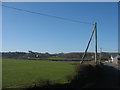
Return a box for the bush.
[68,64,105,88]
[24,79,52,89]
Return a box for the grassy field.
[2,58,78,88]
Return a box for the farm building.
[109,54,120,64]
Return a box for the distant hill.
[1,51,119,60]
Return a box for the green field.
[2,59,78,88]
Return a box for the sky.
[0,2,1,53]
[2,2,118,53]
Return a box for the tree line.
[1,51,113,60]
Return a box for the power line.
[2,5,94,25]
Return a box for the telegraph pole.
[100,48,102,63]
[80,22,98,64]
[94,22,97,63]
[80,23,96,64]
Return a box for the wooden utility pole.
[100,48,102,62]
[80,23,96,64]
[94,22,97,63]
[80,22,98,64]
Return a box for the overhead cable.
[2,5,94,25]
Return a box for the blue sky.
[2,2,118,53]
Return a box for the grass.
[28,57,82,61]
[29,57,94,61]
[2,58,78,88]
[30,57,81,59]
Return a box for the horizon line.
[1,51,119,54]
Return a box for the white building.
[110,55,120,64]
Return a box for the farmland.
[2,58,78,88]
